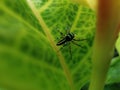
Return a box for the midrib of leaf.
[27,0,75,90]
[0,2,67,89]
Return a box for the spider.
[56,29,86,59]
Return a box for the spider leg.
[57,42,68,52]
[65,25,70,35]
[54,37,60,42]
[66,29,70,35]
[56,29,65,37]
[55,36,63,42]
[55,30,65,42]
[71,41,83,48]
[68,42,72,60]
[73,38,87,41]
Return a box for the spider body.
[56,29,86,59]
[56,33,74,46]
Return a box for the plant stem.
[89,0,120,90]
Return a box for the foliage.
[0,0,119,90]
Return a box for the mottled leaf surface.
[0,0,98,90]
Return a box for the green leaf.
[106,57,120,84]
[0,0,96,90]
[107,33,120,84]
[116,34,120,55]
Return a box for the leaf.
[116,34,120,55]
[106,57,120,84]
[0,0,96,90]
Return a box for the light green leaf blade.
[0,0,96,90]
